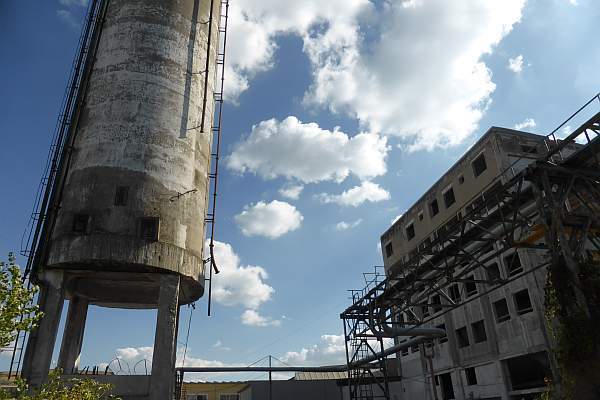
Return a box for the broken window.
[439,373,455,400]
[514,289,533,315]
[429,198,440,217]
[505,352,551,390]
[140,217,159,241]
[464,275,478,297]
[114,186,129,206]
[471,320,487,343]
[418,210,424,221]
[504,252,523,277]
[72,214,89,234]
[493,298,510,323]
[443,187,456,208]
[385,242,393,258]
[472,153,487,177]
[455,326,469,348]
[449,284,461,303]
[458,174,465,184]
[406,223,415,241]
[465,367,477,386]
[486,262,501,281]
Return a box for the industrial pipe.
[176,334,443,374]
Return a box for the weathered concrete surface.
[21,271,65,387]
[57,296,89,374]
[46,0,221,307]
[149,274,180,400]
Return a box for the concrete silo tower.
[21,0,226,398]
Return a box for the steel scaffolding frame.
[341,95,600,400]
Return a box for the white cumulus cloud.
[278,184,304,200]
[508,54,525,73]
[234,200,303,239]
[241,309,282,327]
[318,181,390,207]
[208,240,274,310]
[513,118,536,131]
[224,0,371,102]
[227,116,389,184]
[335,219,363,231]
[281,334,346,366]
[304,0,526,150]
[225,1,524,150]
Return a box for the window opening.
[471,320,487,343]
[406,223,415,241]
[385,242,393,258]
[449,284,461,303]
[472,153,487,177]
[464,275,478,297]
[72,214,89,234]
[493,298,510,323]
[504,252,523,276]
[140,217,159,241]
[443,187,456,208]
[455,326,470,348]
[486,262,501,281]
[429,198,439,217]
[514,289,533,315]
[114,186,129,206]
[465,367,477,385]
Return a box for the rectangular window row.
[455,319,487,348]
[386,152,489,254]
[493,289,534,323]
[72,214,160,241]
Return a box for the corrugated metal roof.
[294,371,347,381]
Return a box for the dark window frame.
[385,242,393,258]
[472,152,488,177]
[455,326,470,348]
[493,298,511,323]
[504,252,523,277]
[449,284,461,303]
[514,289,534,315]
[471,320,487,343]
[72,213,89,235]
[486,262,502,281]
[429,198,440,217]
[443,186,456,209]
[114,186,129,206]
[464,275,478,297]
[140,217,160,241]
[465,367,477,386]
[406,223,416,241]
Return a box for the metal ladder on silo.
[8,0,109,378]
[204,0,230,317]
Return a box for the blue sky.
[0,0,599,379]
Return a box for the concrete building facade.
[379,128,581,400]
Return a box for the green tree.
[0,253,41,349]
[0,253,119,399]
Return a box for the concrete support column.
[22,271,64,388]
[149,274,180,400]
[57,296,89,374]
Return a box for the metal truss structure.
[341,93,600,400]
